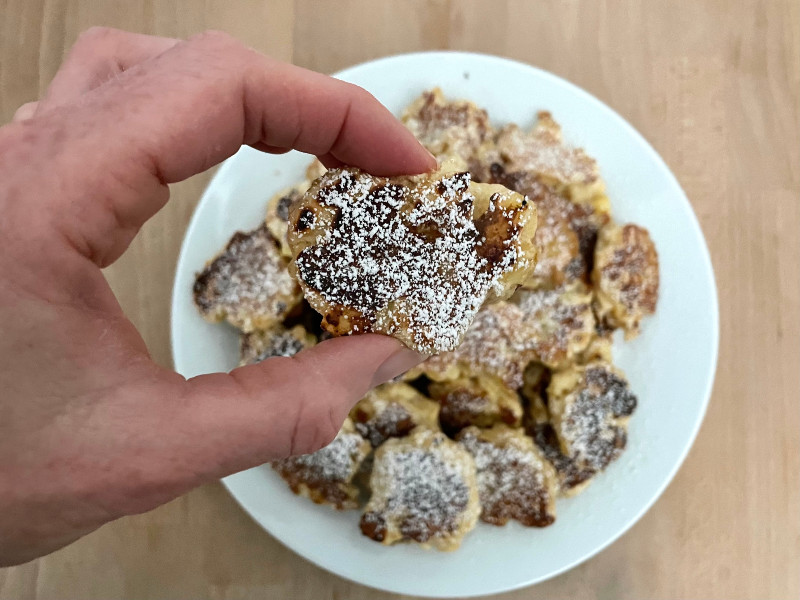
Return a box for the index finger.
[117,30,436,181]
[15,30,436,266]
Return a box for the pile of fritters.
[193,89,659,551]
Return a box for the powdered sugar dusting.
[274,430,365,483]
[378,448,468,534]
[294,169,531,353]
[496,116,599,186]
[559,365,637,470]
[421,301,530,388]
[512,287,594,367]
[459,428,555,526]
[193,225,299,331]
[363,431,476,543]
[402,88,492,161]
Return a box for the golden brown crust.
[457,425,558,527]
[592,223,659,338]
[287,165,537,353]
[193,224,301,332]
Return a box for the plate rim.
[170,50,720,597]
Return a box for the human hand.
[0,27,434,566]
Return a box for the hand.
[0,27,434,566]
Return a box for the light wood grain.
[0,1,798,598]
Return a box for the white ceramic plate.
[171,52,718,597]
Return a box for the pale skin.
[0,28,435,566]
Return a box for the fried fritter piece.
[238,324,316,366]
[406,301,533,389]
[360,429,480,550]
[350,382,440,448]
[485,111,609,213]
[402,88,494,165]
[526,186,607,289]
[272,418,371,510]
[264,160,326,257]
[411,283,594,386]
[287,164,538,354]
[193,224,301,332]
[458,425,558,527]
[525,393,596,496]
[428,375,523,434]
[592,223,659,338]
[547,361,637,476]
[510,284,596,368]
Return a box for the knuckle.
[12,101,38,122]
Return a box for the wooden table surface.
[1,1,798,598]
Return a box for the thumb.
[173,334,423,481]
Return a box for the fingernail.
[426,149,438,168]
[371,347,427,387]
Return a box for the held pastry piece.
[360,429,480,550]
[286,164,538,354]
